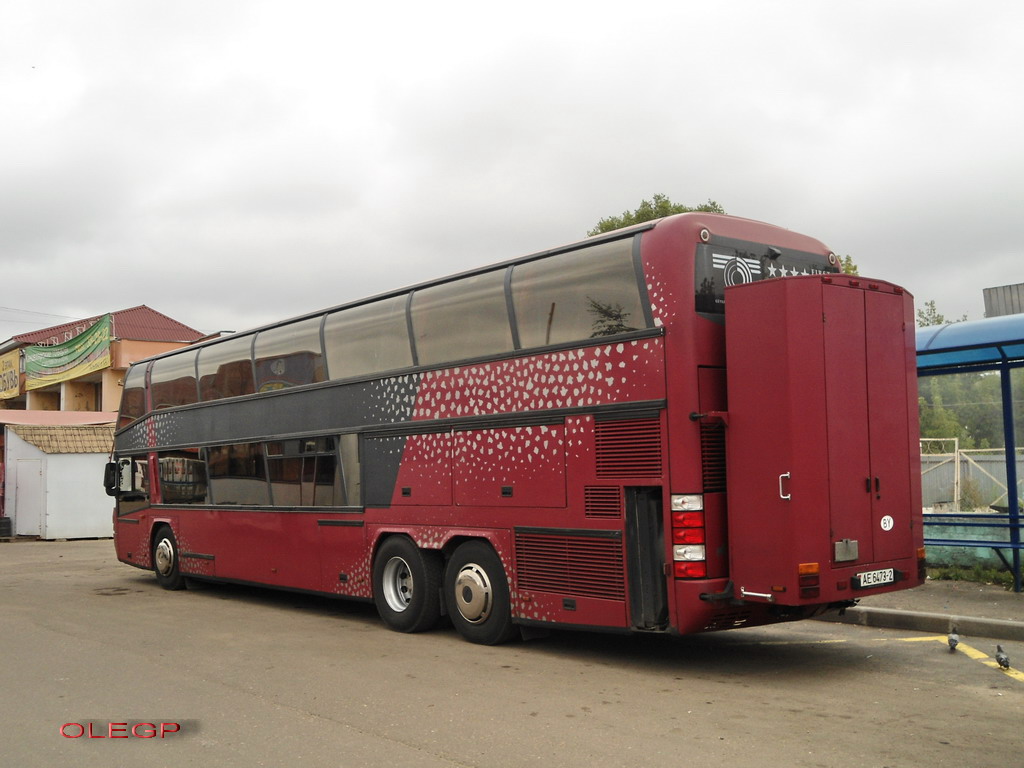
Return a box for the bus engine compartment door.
[722,274,920,605]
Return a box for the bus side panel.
[113,513,147,568]
[177,509,320,588]
[319,520,371,597]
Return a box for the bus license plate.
[854,568,894,589]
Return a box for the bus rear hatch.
[722,274,922,606]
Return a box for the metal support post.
[999,361,1021,593]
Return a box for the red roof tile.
[12,305,206,345]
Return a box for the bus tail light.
[673,528,705,544]
[672,499,706,579]
[798,562,820,599]
[674,561,707,579]
[671,494,703,512]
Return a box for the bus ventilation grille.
[584,487,623,520]
[700,423,727,492]
[594,418,662,478]
[703,610,751,631]
[514,532,626,601]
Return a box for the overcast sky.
[1,1,1021,343]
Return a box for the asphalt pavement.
[4,536,1023,642]
[819,576,1024,642]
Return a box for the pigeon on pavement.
[947,626,959,652]
[995,645,1010,670]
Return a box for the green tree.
[586,297,635,337]
[918,372,1000,449]
[917,299,967,327]
[588,194,724,236]
[839,255,859,275]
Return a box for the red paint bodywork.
[113,213,924,636]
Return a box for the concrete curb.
[817,607,1024,643]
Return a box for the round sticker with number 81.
[880,515,894,531]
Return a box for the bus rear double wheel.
[372,536,516,645]
[444,540,516,645]
[372,536,442,634]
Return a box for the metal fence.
[921,443,1024,511]
[920,442,1024,590]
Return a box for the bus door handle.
[866,476,880,497]
[779,472,791,501]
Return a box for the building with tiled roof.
[8,424,116,455]
[3,423,120,538]
[9,305,205,347]
[0,306,210,538]
[0,305,211,413]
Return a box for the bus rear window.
[254,317,326,393]
[150,351,199,410]
[695,242,839,314]
[198,335,256,401]
[118,364,148,428]
[412,270,513,366]
[324,296,412,380]
[512,239,646,348]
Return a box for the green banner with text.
[24,315,112,390]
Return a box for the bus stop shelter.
[917,314,1024,592]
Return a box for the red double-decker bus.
[106,213,925,644]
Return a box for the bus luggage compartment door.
[722,275,919,606]
[624,487,668,630]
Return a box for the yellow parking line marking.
[956,643,991,662]
[908,637,1024,682]
[734,634,1022,681]
[741,639,851,646]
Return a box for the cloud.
[0,0,1020,344]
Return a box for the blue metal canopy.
[917,313,1024,371]
[916,313,1024,591]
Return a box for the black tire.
[444,541,516,645]
[372,536,442,633]
[152,526,186,591]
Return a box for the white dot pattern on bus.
[362,374,421,424]
[410,340,663,420]
[643,252,679,328]
[454,425,564,487]
[123,337,662,614]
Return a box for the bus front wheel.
[152,526,186,591]
[445,541,516,645]
[372,536,442,633]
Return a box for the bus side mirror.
[103,462,119,497]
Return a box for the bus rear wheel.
[445,541,516,645]
[373,536,442,633]
[152,526,186,591]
